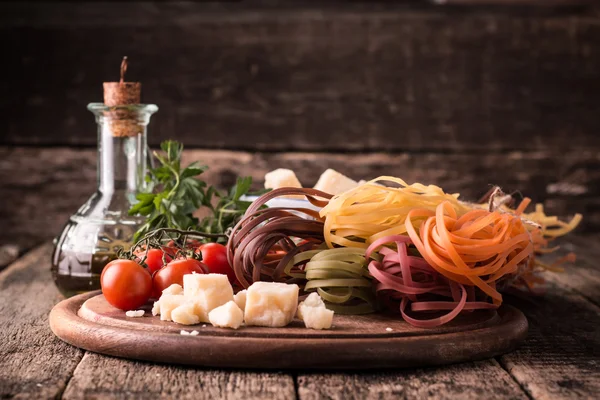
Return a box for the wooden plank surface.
[500,289,600,399]
[0,243,84,399]
[2,2,600,151]
[0,147,595,250]
[0,234,599,399]
[0,244,19,270]
[63,353,295,400]
[297,359,528,399]
[543,244,600,307]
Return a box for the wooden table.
[1,238,599,399]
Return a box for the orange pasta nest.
[405,202,533,303]
[319,176,582,298]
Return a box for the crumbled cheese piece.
[313,169,358,195]
[125,310,145,318]
[180,330,190,335]
[208,301,244,329]
[296,292,325,320]
[162,283,183,295]
[233,289,247,311]
[171,302,200,325]
[183,273,234,322]
[297,293,334,330]
[202,324,207,328]
[159,294,187,322]
[152,301,160,316]
[386,327,393,332]
[245,282,299,327]
[190,330,199,336]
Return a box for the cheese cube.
[297,293,334,330]
[234,290,247,311]
[172,302,200,325]
[162,283,183,295]
[151,301,160,316]
[244,282,299,327]
[264,168,304,199]
[313,169,358,195]
[301,307,334,330]
[296,292,325,320]
[208,301,244,329]
[159,294,187,321]
[183,273,234,322]
[264,168,302,190]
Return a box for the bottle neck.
[98,126,147,201]
[88,103,157,208]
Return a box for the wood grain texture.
[63,352,295,400]
[1,147,595,250]
[501,290,600,399]
[0,243,84,399]
[2,2,600,151]
[437,0,594,5]
[0,244,19,270]
[542,244,600,307]
[50,292,527,369]
[297,359,528,400]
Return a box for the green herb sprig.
[129,140,263,243]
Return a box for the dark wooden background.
[2,1,599,256]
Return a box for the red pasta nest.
[366,235,498,328]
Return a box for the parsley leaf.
[129,140,263,243]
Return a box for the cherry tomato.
[152,258,208,297]
[196,243,237,284]
[134,248,173,275]
[101,260,152,311]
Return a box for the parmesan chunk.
[125,310,145,318]
[233,290,247,311]
[151,301,160,316]
[264,168,302,190]
[171,302,200,325]
[244,282,299,327]
[159,294,187,322]
[313,169,358,195]
[264,168,304,199]
[297,293,334,330]
[208,301,244,329]
[183,273,234,322]
[162,283,183,295]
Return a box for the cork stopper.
[102,57,143,138]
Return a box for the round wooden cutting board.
[49,291,527,369]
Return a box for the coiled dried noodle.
[319,176,473,249]
[227,188,332,288]
[404,201,534,303]
[367,235,497,328]
[285,247,376,314]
